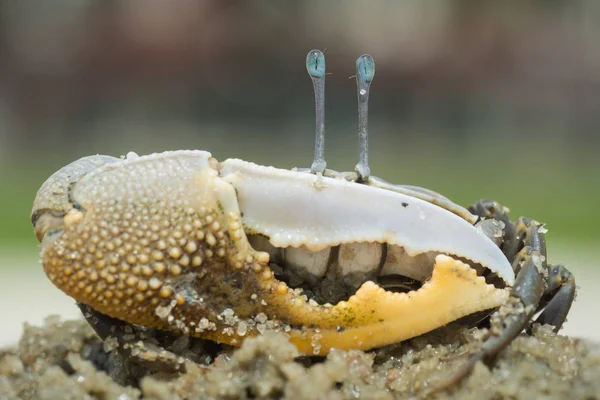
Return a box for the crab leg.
[430,216,575,394]
[533,263,575,330]
[468,199,518,259]
[78,303,186,373]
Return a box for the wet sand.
[1,317,599,399]
[1,242,598,399]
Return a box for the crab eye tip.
[356,54,375,83]
[306,49,326,79]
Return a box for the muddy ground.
[0,316,598,400]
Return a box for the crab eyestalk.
[355,54,375,182]
[306,49,327,175]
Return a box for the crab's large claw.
[33,151,513,355]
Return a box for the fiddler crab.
[31,50,576,392]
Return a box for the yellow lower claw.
[268,255,508,355]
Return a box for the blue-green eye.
[306,50,326,78]
[356,54,375,83]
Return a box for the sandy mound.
[1,316,599,399]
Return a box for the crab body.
[31,51,576,392]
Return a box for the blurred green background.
[1,0,600,252]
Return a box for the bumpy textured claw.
[31,155,120,242]
[32,151,512,356]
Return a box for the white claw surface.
[221,159,515,285]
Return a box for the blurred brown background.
[0,1,599,342]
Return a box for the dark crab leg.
[468,199,518,259]
[78,303,186,373]
[428,216,575,395]
[533,264,576,330]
